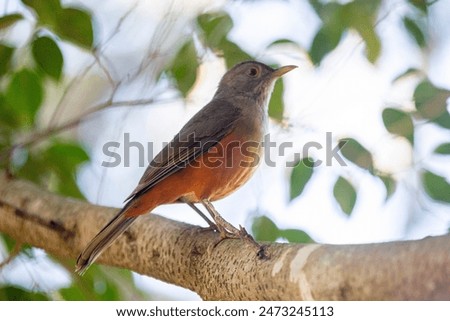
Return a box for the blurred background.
[0,0,449,300]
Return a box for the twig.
[13,97,160,150]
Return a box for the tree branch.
[0,173,448,300]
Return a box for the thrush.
[76,61,297,274]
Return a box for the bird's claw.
[209,225,268,260]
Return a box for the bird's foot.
[199,200,268,259]
[211,225,268,260]
[238,225,269,260]
[197,222,219,233]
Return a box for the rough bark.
[0,173,448,300]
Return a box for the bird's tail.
[75,207,137,275]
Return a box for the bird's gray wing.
[124,99,241,202]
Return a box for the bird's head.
[214,61,297,104]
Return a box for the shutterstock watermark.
[101,132,347,168]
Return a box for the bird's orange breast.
[124,132,262,217]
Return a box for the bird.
[75,61,297,274]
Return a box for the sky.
[1,0,449,300]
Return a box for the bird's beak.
[271,65,298,78]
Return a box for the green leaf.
[196,12,252,68]
[422,170,450,203]
[252,217,314,244]
[16,141,89,199]
[280,229,313,243]
[290,158,315,201]
[268,78,284,122]
[344,0,382,63]
[351,0,382,15]
[22,1,93,48]
[408,0,428,13]
[338,137,374,172]
[252,216,279,242]
[0,233,18,252]
[55,8,94,48]
[45,141,89,170]
[59,285,88,301]
[0,129,12,165]
[309,0,381,64]
[308,0,325,16]
[333,176,357,215]
[169,40,198,97]
[44,141,89,198]
[382,108,414,144]
[414,80,450,121]
[32,36,64,80]
[267,38,298,48]
[197,12,252,69]
[433,111,450,129]
[5,69,43,126]
[197,12,233,48]
[0,13,23,30]
[312,1,342,22]
[0,44,14,76]
[392,67,421,83]
[0,286,49,301]
[60,265,138,300]
[309,24,343,65]
[378,174,397,200]
[219,39,253,69]
[434,143,450,155]
[21,0,62,26]
[403,16,426,48]
[358,26,381,63]
[14,149,44,183]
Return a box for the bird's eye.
[248,67,259,77]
